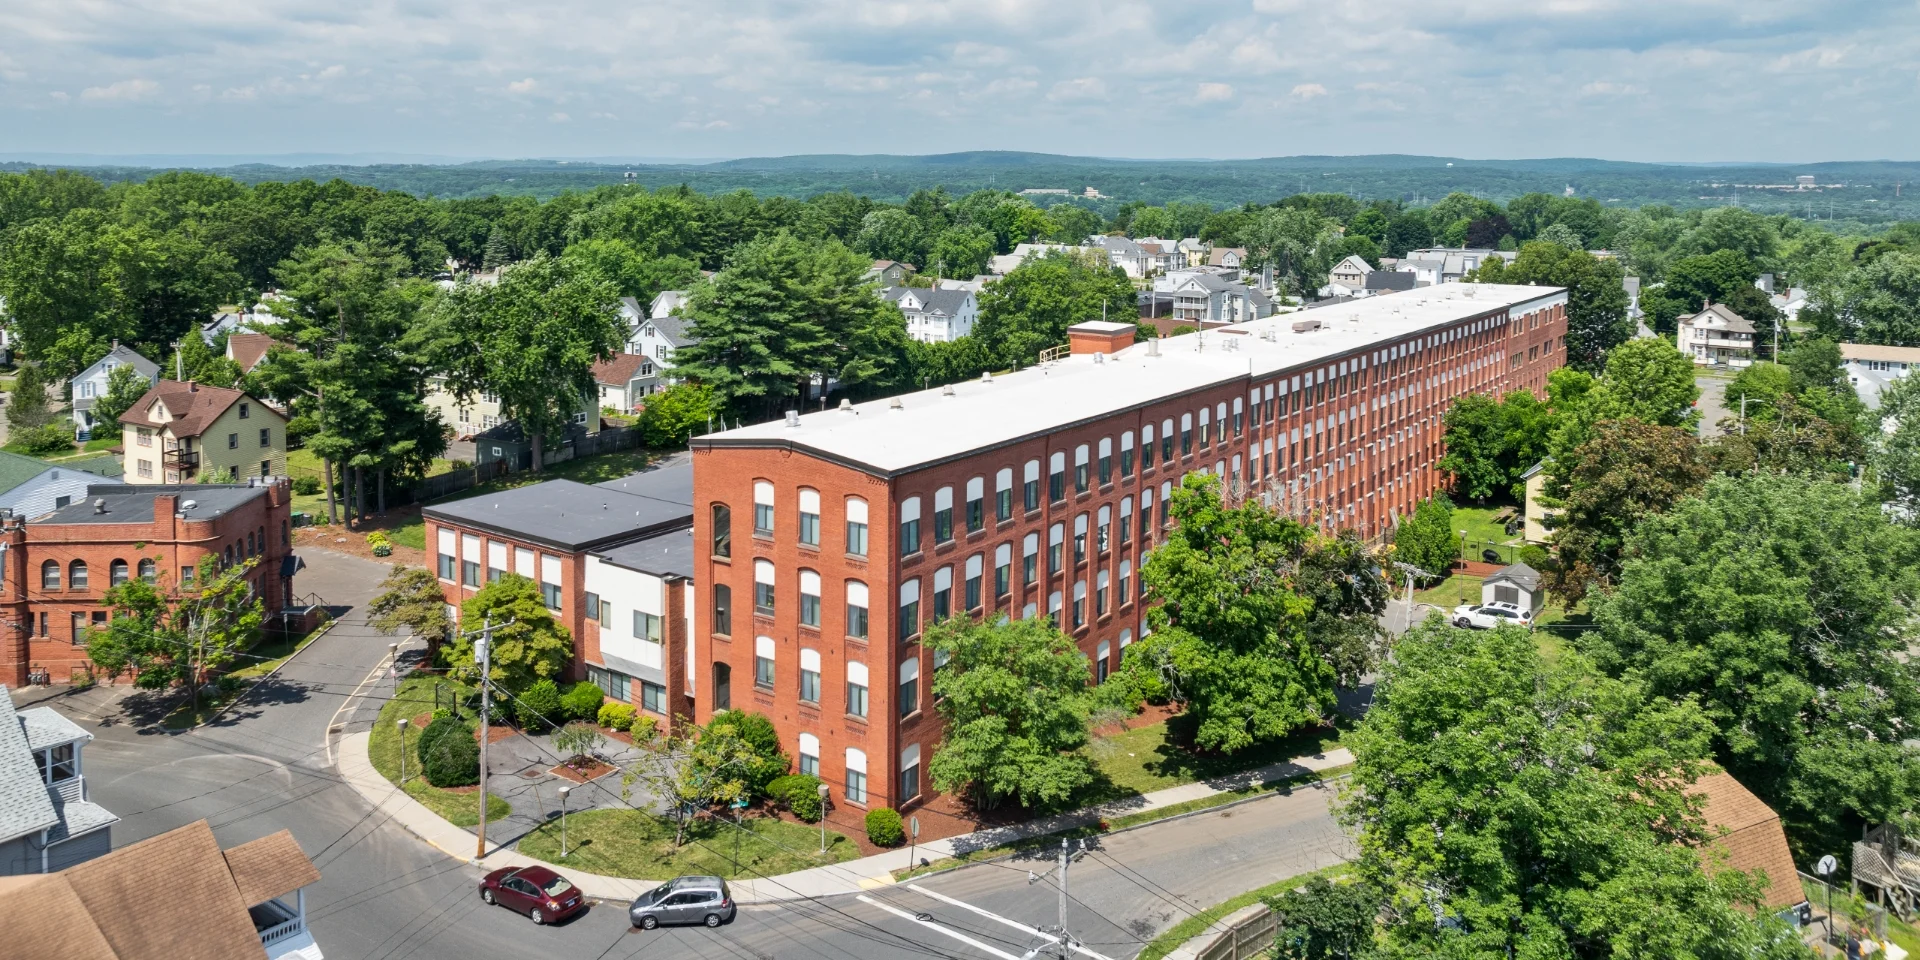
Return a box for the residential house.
[70,344,159,435]
[201,304,283,346]
[423,377,600,441]
[0,452,106,519]
[1840,342,1920,409]
[224,333,287,375]
[863,261,915,287]
[1176,238,1209,268]
[0,818,323,960]
[988,242,1101,276]
[1132,238,1180,275]
[1480,562,1543,615]
[1324,255,1374,297]
[1692,772,1809,917]
[593,354,654,413]
[1395,248,1516,286]
[118,382,288,484]
[619,295,697,389]
[1676,302,1756,367]
[1153,271,1271,328]
[1207,247,1247,270]
[0,480,297,686]
[424,460,697,729]
[1090,236,1161,278]
[1774,286,1810,324]
[881,286,979,343]
[0,689,116,875]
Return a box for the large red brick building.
[690,282,1568,834]
[0,480,299,686]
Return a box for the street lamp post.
[558,785,573,859]
[389,642,400,694]
[396,718,409,787]
[1459,530,1469,606]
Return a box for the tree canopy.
[925,616,1094,810]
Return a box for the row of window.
[38,558,158,592]
[436,530,564,610]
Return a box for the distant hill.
[5,151,1917,221]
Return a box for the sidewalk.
[335,729,1353,905]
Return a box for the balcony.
[163,447,199,470]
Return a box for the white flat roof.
[700,283,1566,476]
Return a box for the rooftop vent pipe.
[784,410,800,427]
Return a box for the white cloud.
[1047,76,1107,102]
[1196,82,1235,102]
[548,111,570,122]
[79,79,157,102]
[0,0,1910,160]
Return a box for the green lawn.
[368,675,509,827]
[444,448,663,502]
[516,808,858,880]
[1078,716,1344,802]
[1137,864,1353,960]
[228,619,334,680]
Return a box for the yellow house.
[119,381,288,484]
[1520,461,1558,544]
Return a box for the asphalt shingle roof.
[0,450,61,498]
[0,689,61,844]
[19,707,89,751]
[117,381,275,438]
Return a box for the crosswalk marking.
[906,884,1118,960]
[855,893,1024,960]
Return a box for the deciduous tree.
[925,616,1093,810]
[87,557,265,714]
[442,574,572,694]
[1543,419,1709,604]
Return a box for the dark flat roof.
[33,483,269,525]
[593,460,693,507]
[595,527,695,579]
[424,476,692,552]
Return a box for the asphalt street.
[20,545,1355,960]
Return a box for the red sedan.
[479,866,588,925]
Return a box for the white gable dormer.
[149,400,169,423]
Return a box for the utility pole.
[171,341,183,381]
[474,617,493,860]
[1057,839,1069,953]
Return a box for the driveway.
[1696,371,1733,437]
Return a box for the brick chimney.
[1067,320,1139,357]
[154,494,177,524]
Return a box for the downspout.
[40,827,48,873]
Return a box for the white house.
[593,354,656,411]
[1153,271,1271,326]
[1677,302,1757,367]
[200,302,284,345]
[70,343,160,434]
[1395,248,1515,286]
[0,452,107,519]
[881,286,979,343]
[619,294,698,386]
[1482,562,1544,614]
[0,689,117,876]
[1840,342,1920,409]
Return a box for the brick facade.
[693,291,1568,839]
[0,481,296,687]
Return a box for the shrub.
[365,531,392,557]
[431,706,452,721]
[562,681,606,722]
[630,714,658,744]
[1517,544,1550,569]
[767,774,825,823]
[597,701,635,732]
[12,422,72,456]
[708,708,789,795]
[866,807,905,847]
[419,715,478,787]
[515,678,563,730]
[292,475,322,496]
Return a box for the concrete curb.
[166,617,342,734]
[333,728,1355,907]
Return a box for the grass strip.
[1136,863,1352,960]
[891,763,1354,882]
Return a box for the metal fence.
[1800,870,1889,942]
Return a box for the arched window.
[711,504,732,558]
[138,558,157,584]
[110,559,129,587]
[68,560,88,591]
[40,560,59,591]
[224,545,234,567]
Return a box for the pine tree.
[481,226,513,272]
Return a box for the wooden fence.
[1195,903,1277,960]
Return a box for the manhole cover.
[516,764,547,779]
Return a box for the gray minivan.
[628,875,735,929]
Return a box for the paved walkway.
[336,729,1353,905]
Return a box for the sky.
[1,0,1915,164]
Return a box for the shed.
[1481,562,1543,613]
